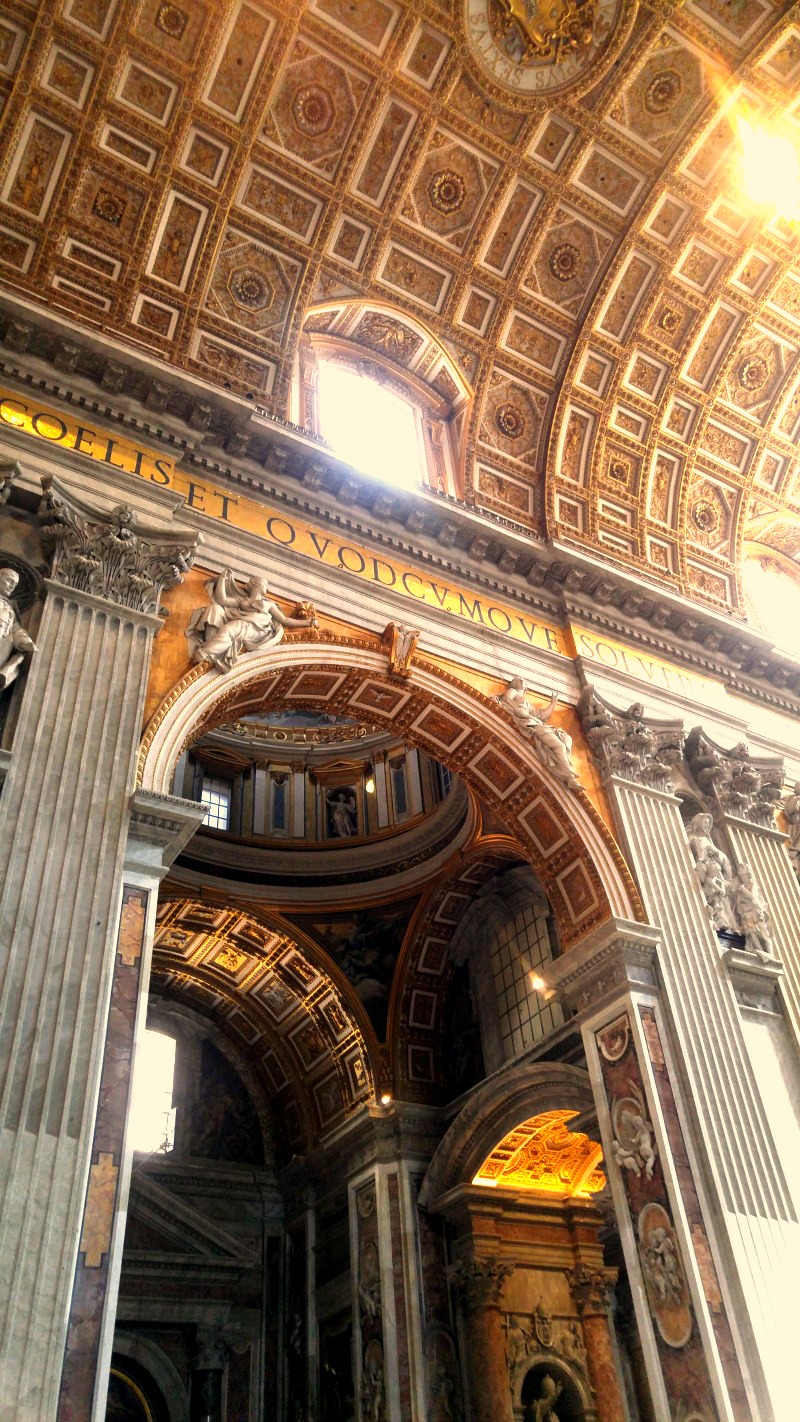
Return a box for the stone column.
[574,689,800,1420]
[0,477,198,1422]
[550,922,751,1422]
[190,1332,227,1422]
[447,1256,514,1422]
[57,791,205,1422]
[568,1265,627,1422]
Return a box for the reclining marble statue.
[187,568,317,673]
[0,567,36,689]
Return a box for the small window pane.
[201,775,231,830]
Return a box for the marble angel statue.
[497,677,578,789]
[186,568,316,674]
[0,567,36,689]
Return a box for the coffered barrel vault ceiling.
[2,0,800,611]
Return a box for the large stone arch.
[150,897,379,1159]
[139,633,642,952]
[419,1061,597,1211]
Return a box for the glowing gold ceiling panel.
[1,0,800,610]
[473,1108,606,1196]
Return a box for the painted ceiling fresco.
[2,0,800,610]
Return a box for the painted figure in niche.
[687,812,736,933]
[0,567,36,689]
[497,677,578,789]
[187,567,316,673]
[732,861,775,960]
[327,789,358,838]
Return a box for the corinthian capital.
[568,1264,616,1315]
[447,1255,513,1310]
[577,685,682,790]
[684,728,783,828]
[38,476,200,616]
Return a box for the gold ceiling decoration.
[472,1108,606,1196]
[1,0,800,611]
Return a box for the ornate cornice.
[684,728,783,829]
[2,304,800,713]
[577,685,683,791]
[37,474,200,616]
[544,920,661,1016]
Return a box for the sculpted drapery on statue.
[497,677,578,789]
[187,568,317,673]
[0,567,36,689]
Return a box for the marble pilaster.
[567,1266,627,1422]
[549,923,749,1422]
[0,478,198,1422]
[447,1256,514,1422]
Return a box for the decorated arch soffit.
[151,895,378,1157]
[471,1109,606,1198]
[139,631,642,948]
[3,2,800,612]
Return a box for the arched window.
[296,303,471,497]
[742,544,800,659]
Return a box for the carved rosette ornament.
[38,476,199,616]
[684,728,783,829]
[447,1256,513,1310]
[577,685,682,790]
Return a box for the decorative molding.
[127,789,207,874]
[37,475,200,617]
[544,919,661,1015]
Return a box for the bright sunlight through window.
[743,553,800,660]
[128,1029,176,1155]
[738,116,800,225]
[317,361,423,490]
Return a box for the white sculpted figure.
[732,862,775,960]
[187,568,316,673]
[784,781,800,878]
[498,677,578,789]
[612,1108,657,1180]
[0,567,36,689]
[531,1374,562,1422]
[687,812,736,933]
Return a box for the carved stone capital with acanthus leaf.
[568,1264,617,1316]
[37,475,200,617]
[577,685,683,791]
[447,1256,513,1311]
[684,727,783,828]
